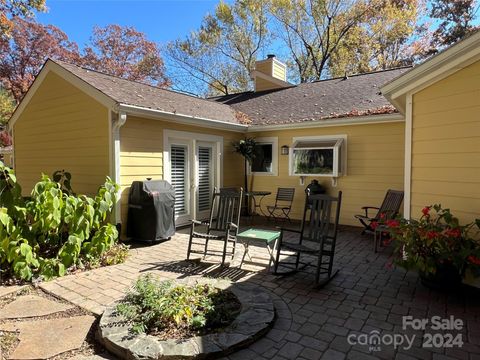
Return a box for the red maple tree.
[0,17,80,102]
[0,21,170,104]
[82,24,170,87]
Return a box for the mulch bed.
[0,286,109,360]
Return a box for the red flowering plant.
[384,205,480,277]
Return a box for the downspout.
[112,111,127,226]
[404,93,413,219]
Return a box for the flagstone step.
[6,315,96,360]
[0,295,73,319]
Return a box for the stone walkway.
[34,225,480,360]
[0,291,95,359]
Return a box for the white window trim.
[289,135,347,177]
[248,136,278,176]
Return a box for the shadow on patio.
[40,217,480,360]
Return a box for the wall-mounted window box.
[289,135,347,178]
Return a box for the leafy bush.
[0,162,123,281]
[116,275,240,336]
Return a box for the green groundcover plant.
[0,162,125,281]
[377,205,480,277]
[116,275,240,336]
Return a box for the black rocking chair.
[274,191,342,288]
[187,187,243,265]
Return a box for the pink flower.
[426,231,439,240]
[468,255,480,265]
[371,221,379,230]
[445,228,461,238]
[386,219,400,228]
[422,206,431,216]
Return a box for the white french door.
[170,141,191,225]
[196,142,215,220]
[164,131,222,226]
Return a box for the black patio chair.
[354,189,404,235]
[266,187,295,223]
[186,187,243,265]
[274,191,342,288]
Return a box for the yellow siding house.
[382,30,480,225]
[8,30,480,239]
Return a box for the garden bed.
[97,277,275,359]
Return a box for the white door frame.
[163,130,223,224]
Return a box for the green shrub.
[116,275,240,335]
[0,162,123,281]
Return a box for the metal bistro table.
[245,191,271,223]
[238,228,281,272]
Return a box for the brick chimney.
[252,55,290,92]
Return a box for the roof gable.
[52,60,240,124]
[9,59,244,130]
[382,30,480,113]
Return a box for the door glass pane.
[171,145,187,215]
[197,146,212,212]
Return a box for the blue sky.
[36,0,221,47]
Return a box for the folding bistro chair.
[266,187,295,223]
[187,187,243,265]
[274,191,342,288]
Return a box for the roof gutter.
[117,103,248,132]
[246,113,404,132]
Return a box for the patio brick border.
[96,277,276,359]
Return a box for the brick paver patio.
[39,224,480,360]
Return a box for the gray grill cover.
[127,180,175,242]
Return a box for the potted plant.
[232,138,256,214]
[380,205,480,290]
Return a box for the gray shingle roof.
[211,67,410,125]
[52,59,240,124]
[52,59,409,127]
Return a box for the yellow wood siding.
[13,72,110,196]
[255,62,272,76]
[272,62,286,81]
[255,78,283,92]
[249,122,405,226]
[119,116,244,233]
[411,60,480,224]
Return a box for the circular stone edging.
[96,277,276,359]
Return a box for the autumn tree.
[0,18,80,102]
[0,87,15,125]
[328,0,427,77]
[166,0,271,95]
[270,0,387,82]
[427,0,479,54]
[0,0,45,37]
[83,24,170,87]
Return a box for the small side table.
[237,228,281,271]
[245,191,271,222]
